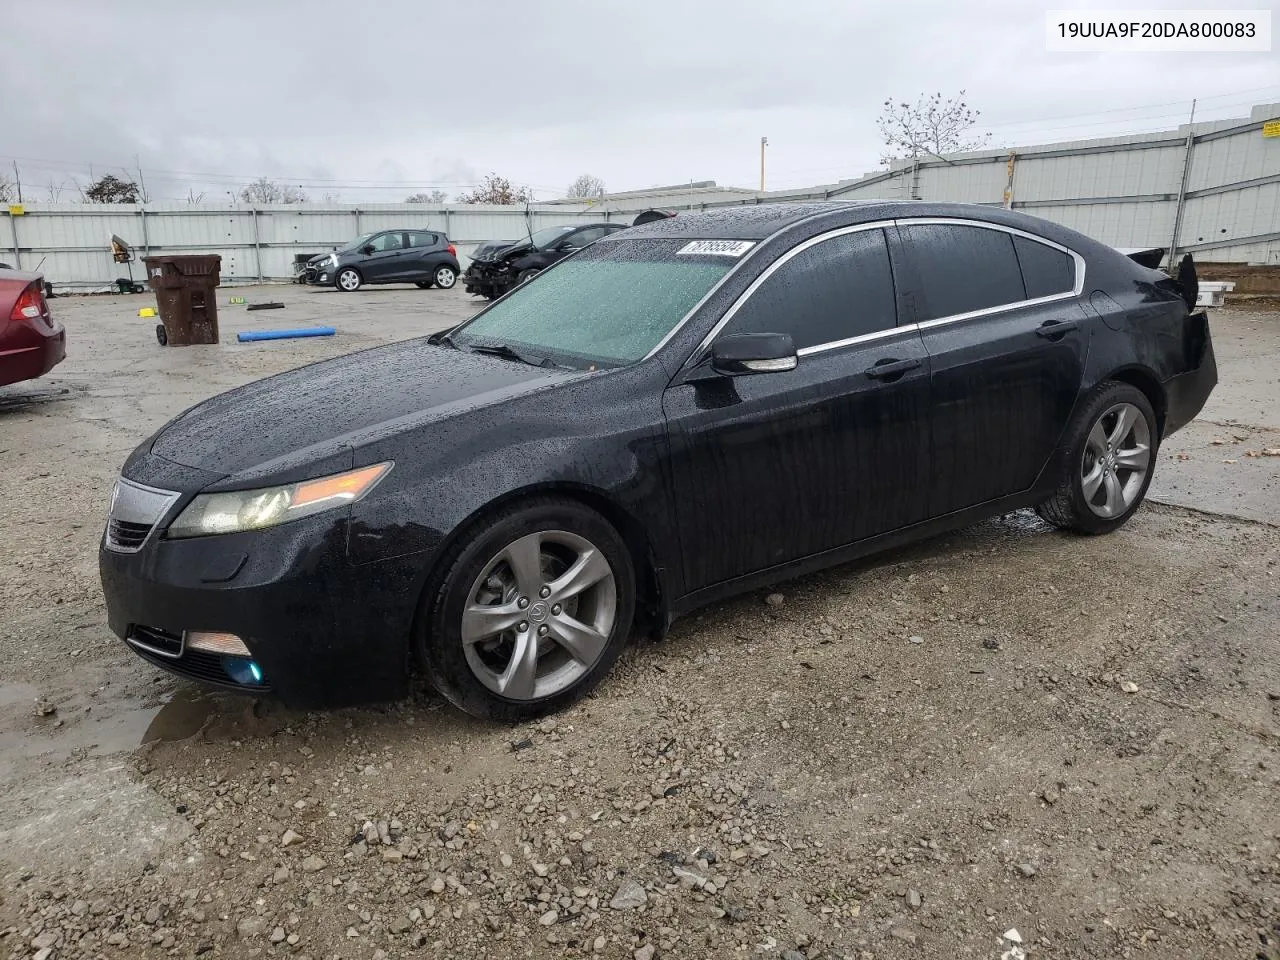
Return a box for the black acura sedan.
[100,201,1216,721]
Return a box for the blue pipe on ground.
[237,327,336,342]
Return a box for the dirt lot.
[1,284,1278,960]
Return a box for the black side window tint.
[902,224,1025,321]
[410,232,438,248]
[725,229,896,350]
[1013,235,1074,298]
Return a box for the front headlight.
[166,462,392,539]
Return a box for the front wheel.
[1037,381,1157,534]
[516,268,540,286]
[336,268,362,292]
[418,498,636,722]
[434,266,458,289]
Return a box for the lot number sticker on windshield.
[676,240,755,257]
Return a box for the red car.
[0,269,65,386]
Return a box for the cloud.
[3,0,1275,201]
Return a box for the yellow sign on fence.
[7,204,24,216]
[1263,119,1280,138]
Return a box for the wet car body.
[463,223,629,299]
[0,268,65,387]
[100,201,1215,711]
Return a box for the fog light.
[221,656,266,686]
[186,631,250,656]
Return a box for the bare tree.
[0,174,13,203]
[185,188,207,204]
[877,90,990,164]
[405,189,449,203]
[320,191,342,203]
[239,177,308,204]
[84,174,142,203]
[565,174,606,200]
[457,174,533,205]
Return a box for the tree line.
[0,91,985,206]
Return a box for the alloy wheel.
[1081,401,1151,518]
[461,530,616,701]
[435,267,457,289]
[337,269,361,291]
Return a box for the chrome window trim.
[897,216,1086,300]
[688,215,1086,364]
[689,221,897,364]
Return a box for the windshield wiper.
[464,341,561,368]
[428,330,459,349]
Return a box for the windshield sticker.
[676,240,755,257]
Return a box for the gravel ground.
[1,290,1278,960]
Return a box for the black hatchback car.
[463,222,629,299]
[306,229,461,292]
[100,201,1215,721]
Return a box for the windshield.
[341,233,375,251]
[452,239,741,367]
[529,225,577,249]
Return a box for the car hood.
[148,340,579,483]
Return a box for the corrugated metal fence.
[587,102,1280,267]
[0,203,619,289]
[6,103,1278,287]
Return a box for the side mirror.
[711,333,797,375]
[361,245,375,255]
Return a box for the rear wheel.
[434,266,458,289]
[336,268,362,292]
[418,498,635,722]
[1037,381,1157,534]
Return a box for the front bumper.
[305,261,337,285]
[463,263,512,297]
[99,505,423,707]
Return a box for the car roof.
[610,200,1088,243]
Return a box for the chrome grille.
[127,624,184,659]
[104,478,180,553]
[107,519,152,549]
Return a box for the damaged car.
[100,201,1215,722]
[463,222,630,299]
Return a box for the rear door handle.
[865,357,922,380]
[1036,319,1079,338]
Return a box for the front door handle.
[1036,319,1079,338]
[864,357,922,380]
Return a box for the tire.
[415,280,434,289]
[434,266,458,290]
[155,324,167,346]
[516,268,540,286]
[1036,381,1158,534]
[417,497,636,722]
[336,268,362,292]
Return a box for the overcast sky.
[3,0,1276,203]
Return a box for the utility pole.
[135,155,149,203]
[1167,99,1197,271]
[759,137,768,192]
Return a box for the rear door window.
[900,223,1026,321]
[1013,235,1075,298]
[723,228,897,350]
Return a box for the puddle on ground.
[0,680,222,779]
[141,688,219,744]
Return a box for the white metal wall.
[1,203,615,289]
[6,103,1279,286]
